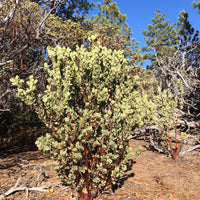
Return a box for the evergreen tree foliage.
[142,8,200,113]
[141,9,179,93]
[177,10,200,77]
[177,10,199,44]
[176,11,200,112]
[91,0,132,43]
[88,0,140,60]
[193,0,200,13]
[142,9,178,71]
[31,0,94,22]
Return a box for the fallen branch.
[181,145,200,155]
[0,185,48,199]
[0,159,55,199]
[149,134,166,154]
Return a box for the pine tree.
[142,9,200,113]
[88,0,140,60]
[142,9,178,71]
[176,10,200,112]
[31,0,94,22]
[141,9,181,95]
[177,10,199,45]
[193,0,200,13]
[177,10,199,69]
[91,0,132,43]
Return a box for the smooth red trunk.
[80,192,93,200]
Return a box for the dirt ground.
[0,128,200,200]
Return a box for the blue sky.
[90,0,200,48]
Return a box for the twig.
[0,185,48,199]
[0,109,10,112]
[0,159,58,199]
[36,0,62,39]
[181,145,200,155]
[149,134,166,154]
[0,60,13,66]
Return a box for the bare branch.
[36,0,62,39]
[149,133,166,154]
[0,160,62,199]
[0,60,13,66]
[175,70,191,89]
[0,109,10,112]
[181,145,200,155]
[0,185,48,199]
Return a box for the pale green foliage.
[11,41,150,195]
[143,84,185,156]
[133,82,179,136]
[193,0,200,13]
[10,32,183,195]
[153,87,178,135]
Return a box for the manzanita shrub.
[141,84,186,159]
[153,87,186,159]
[11,40,154,199]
